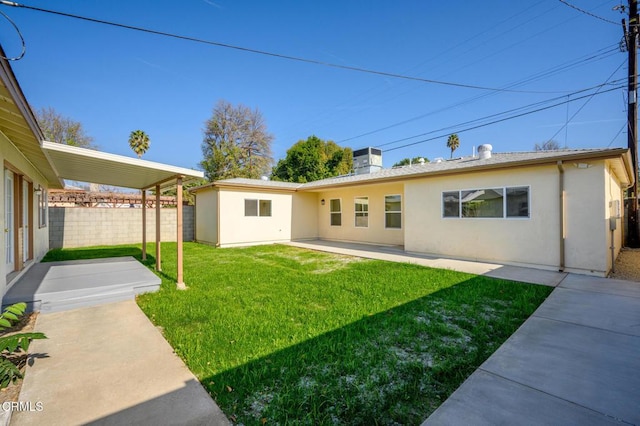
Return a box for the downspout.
[557,161,565,272]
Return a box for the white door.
[22,182,29,262]
[5,170,14,273]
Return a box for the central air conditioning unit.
[353,147,382,175]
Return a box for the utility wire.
[373,80,626,150]
[557,0,619,25]
[384,85,623,152]
[0,0,563,94]
[341,46,620,144]
[546,60,625,142]
[0,7,24,60]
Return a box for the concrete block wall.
[49,206,194,249]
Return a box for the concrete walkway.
[10,300,229,426]
[289,241,639,425]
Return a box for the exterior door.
[4,170,14,273]
[22,182,29,262]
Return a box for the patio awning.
[42,141,203,190]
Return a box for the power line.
[557,0,619,25]
[383,85,623,153]
[0,0,563,94]
[340,45,621,144]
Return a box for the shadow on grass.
[201,276,551,425]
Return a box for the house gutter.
[557,161,565,272]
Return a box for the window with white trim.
[443,186,530,218]
[330,199,341,226]
[38,188,47,228]
[244,199,272,217]
[385,194,401,229]
[354,197,368,227]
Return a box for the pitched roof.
[195,148,633,193]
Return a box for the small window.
[385,195,401,229]
[506,187,529,218]
[462,188,504,218]
[330,199,341,226]
[355,197,368,227]
[442,191,459,218]
[38,188,47,228]
[259,200,272,217]
[245,199,272,217]
[245,199,258,216]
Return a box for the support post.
[155,184,162,271]
[176,176,186,290]
[141,189,147,261]
[627,0,640,247]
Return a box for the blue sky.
[0,0,630,171]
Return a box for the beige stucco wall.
[291,192,319,240]
[604,161,625,273]
[0,131,51,297]
[404,161,616,276]
[194,186,218,245]
[217,188,294,247]
[405,165,560,270]
[315,182,404,246]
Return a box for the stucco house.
[192,145,634,277]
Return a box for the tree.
[200,100,273,181]
[35,106,97,149]
[392,156,429,167]
[271,136,353,183]
[534,140,562,151]
[128,130,150,158]
[446,134,460,159]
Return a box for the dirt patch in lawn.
[0,312,38,405]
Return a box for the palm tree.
[447,133,460,159]
[128,130,150,158]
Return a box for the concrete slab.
[10,300,229,426]
[479,317,640,424]
[424,370,623,426]
[3,257,161,313]
[287,240,567,287]
[559,274,640,298]
[534,287,640,336]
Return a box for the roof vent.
[478,144,493,160]
[434,157,444,163]
[418,157,426,165]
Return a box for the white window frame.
[354,196,369,228]
[329,198,342,226]
[384,194,402,229]
[441,186,530,219]
[38,187,48,228]
[244,198,272,217]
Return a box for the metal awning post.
[141,189,147,261]
[155,184,161,272]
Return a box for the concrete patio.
[3,257,161,313]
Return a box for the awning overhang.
[42,141,204,190]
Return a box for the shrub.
[0,303,46,388]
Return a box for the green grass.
[47,242,552,425]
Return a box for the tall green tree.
[392,156,429,167]
[128,130,150,158]
[200,100,273,181]
[35,106,97,149]
[271,136,353,183]
[446,133,460,159]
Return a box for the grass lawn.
[45,242,552,425]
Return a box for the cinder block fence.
[49,206,195,249]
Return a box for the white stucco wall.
[0,132,51,297]
[604,161,624,273]
[315,182,405,246]
[291,192,319,240]
[217,189,294,247]
[194,186,218,246]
